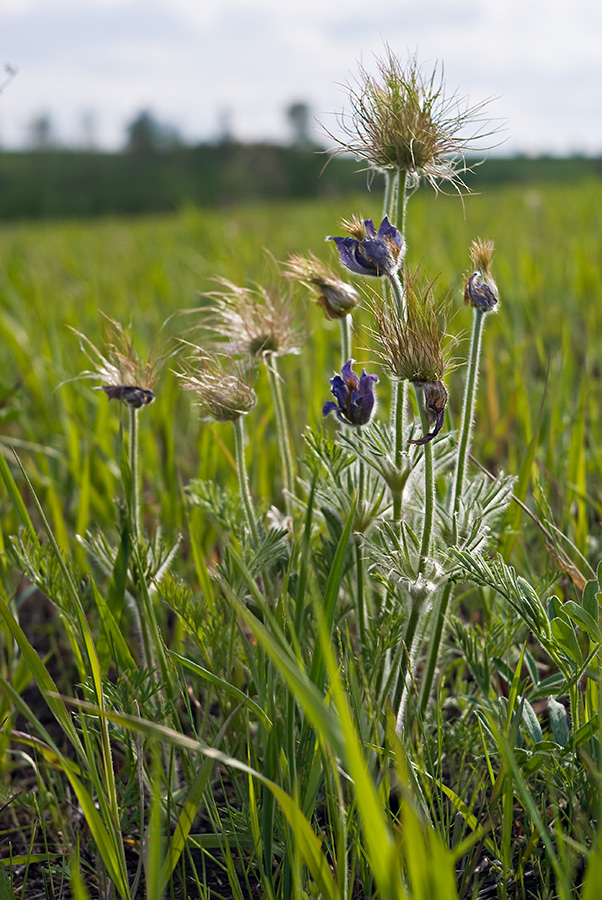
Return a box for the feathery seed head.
[176,351,257,423]
[284,252,360,319]
[71,315,162,409]
[327,47,496,193]
[203,279,301,360]
[372,271,451,385]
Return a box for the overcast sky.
[1,0,601,155]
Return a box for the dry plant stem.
[233,416,259,546]
[264,353,294,519]
[129,405,141,540]
[419,307,485,714]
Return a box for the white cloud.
[0,0,601,153]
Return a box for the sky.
[1,0,601,155]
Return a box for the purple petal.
[363,218,377,237]
[329,374,348,406]
[323,400,339,417]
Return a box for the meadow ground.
[0,177,602,899]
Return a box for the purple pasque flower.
[323,359,378,427]
[327,216,405,278]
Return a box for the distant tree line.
[0,104,600,220]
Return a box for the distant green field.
[1,178,600,565]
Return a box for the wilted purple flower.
[463,238,499,312]
[464,272,498,312]
[327,216,405,278]
[323,360,378,427]
[407,381,448,445]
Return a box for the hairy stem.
[355,436,369,644]
[394,599,422,736]
[415,385,435,573]
[264,353,295,518]
[339,314,352,369]
[452,307,485,528]
[233,416,259,545]
[129,405,141,540]
[420,307,486,712]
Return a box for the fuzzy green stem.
[389,270,406,321]
[391,379,407,523]
[393,599,422,736]
[129,405,141,540]
[383,171,400,225]
[264,353,294,518]
[339,315,352,369]
[388,270,408,526]
[233,416,259,545]
[452,307,485,528]
[355,435,368,644]
[419,581,452,716]
[415,386,435,573]
[419,308,486,714]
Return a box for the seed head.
[70,315,162,408]
[284,252,360,319]
[326,47,496,193]
[372,271,451,385]
[176,351,257,423]
[200,279,301,360]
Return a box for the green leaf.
[520,697,543,744]
[169,650,272,728]
[582,840,602,900]
[583,579,599,621]
[550,617,582,665]
[562,600,600,641]
[547,698,569,747]
[0,863,15,899]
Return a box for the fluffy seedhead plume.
[70,315,163,407]
[372,271,452,385]
[199,279,302,360]
[175,350,257,423]
[326,47,497,193]
[284,252,360,319]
